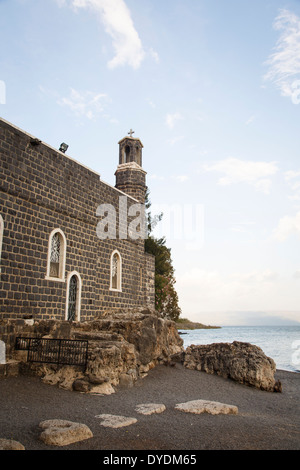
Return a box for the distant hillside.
[176,318,221,330]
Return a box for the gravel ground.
[0,364,299,453]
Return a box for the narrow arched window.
[0,215,4,273]
[125,145,130,163]
[50,232,61,277]
[46,229,66,281]
[65,271,82,322]
[110,250,122,291]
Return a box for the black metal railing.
[15,337,88,370]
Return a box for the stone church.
[0,117,155,322]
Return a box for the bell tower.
[115,129,147,203]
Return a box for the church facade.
[0,118,155,322]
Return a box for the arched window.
[125,145,130,163]
[0,215,3,273]
[110,250,122,291]
[65,271,82,322]
[46,229,66,281]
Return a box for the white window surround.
[45,228,67,282]
[109,249,122,292]
[65,271,82,322]
[0,215,3,274]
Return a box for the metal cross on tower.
[128,129,135,137]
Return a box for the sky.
[1,0,300,326]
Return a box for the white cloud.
[176,268,279,313]
[288,194,300,202]
[284,170,300,201]
[254,178,273,195]
[239,269,278,283]
[149,174,165,181]
[61,0,145,69]
[171,175,189,182]
[273,211,300,241]
[57,88,108,119]
[167,136,185,146]
[204,158,278,194]
[284,170,300,180]
[165,112,184,129]
[149,174,189,183]
[149,47,160,63]
[230,220,256,233]
[147,98,156,108]
[245,115,256,125]
[264,9,300,103]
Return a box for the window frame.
[45,228,67,282]
[65,271,82,322]
[109,249,122,292]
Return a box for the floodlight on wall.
[59,142,69,153]
[30,138,41,146]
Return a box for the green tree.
[144,189,181,321]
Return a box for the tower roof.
[118,129,143,147]
[118,136,144,147]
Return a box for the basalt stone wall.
[0,118,154,321]
[0,318,53,359]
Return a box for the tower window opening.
[125,145,130,163]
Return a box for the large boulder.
[74,308,183,386]
[184,341,281,392]
[80,307,184,366]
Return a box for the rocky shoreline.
[1,309,281,394]
[176,318,221,330]
[2,309,299,450]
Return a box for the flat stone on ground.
[135,403,166,415]
[95,414,137,428]
[175,399,238,415]
[89,382,115,395]
[0,438,25,450]
[39,419,93,446]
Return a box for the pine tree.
[144,189,181,321]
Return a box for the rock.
[175,399,238,415]
[118,373,135,388]
[135,404,166,415]
[84,308,184,367]
[42,366,84,390]
[87,374,109,385]
[0,439,25,450]
[184,341,279,392]
[95,414,137,428]
[72,378,90,392]
[274,379,282,393]
[89,382,115,395]
[39,419,93,447]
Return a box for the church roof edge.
[0,117,142,204]
[0,117,101,178]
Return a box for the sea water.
[181,325,300,372]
